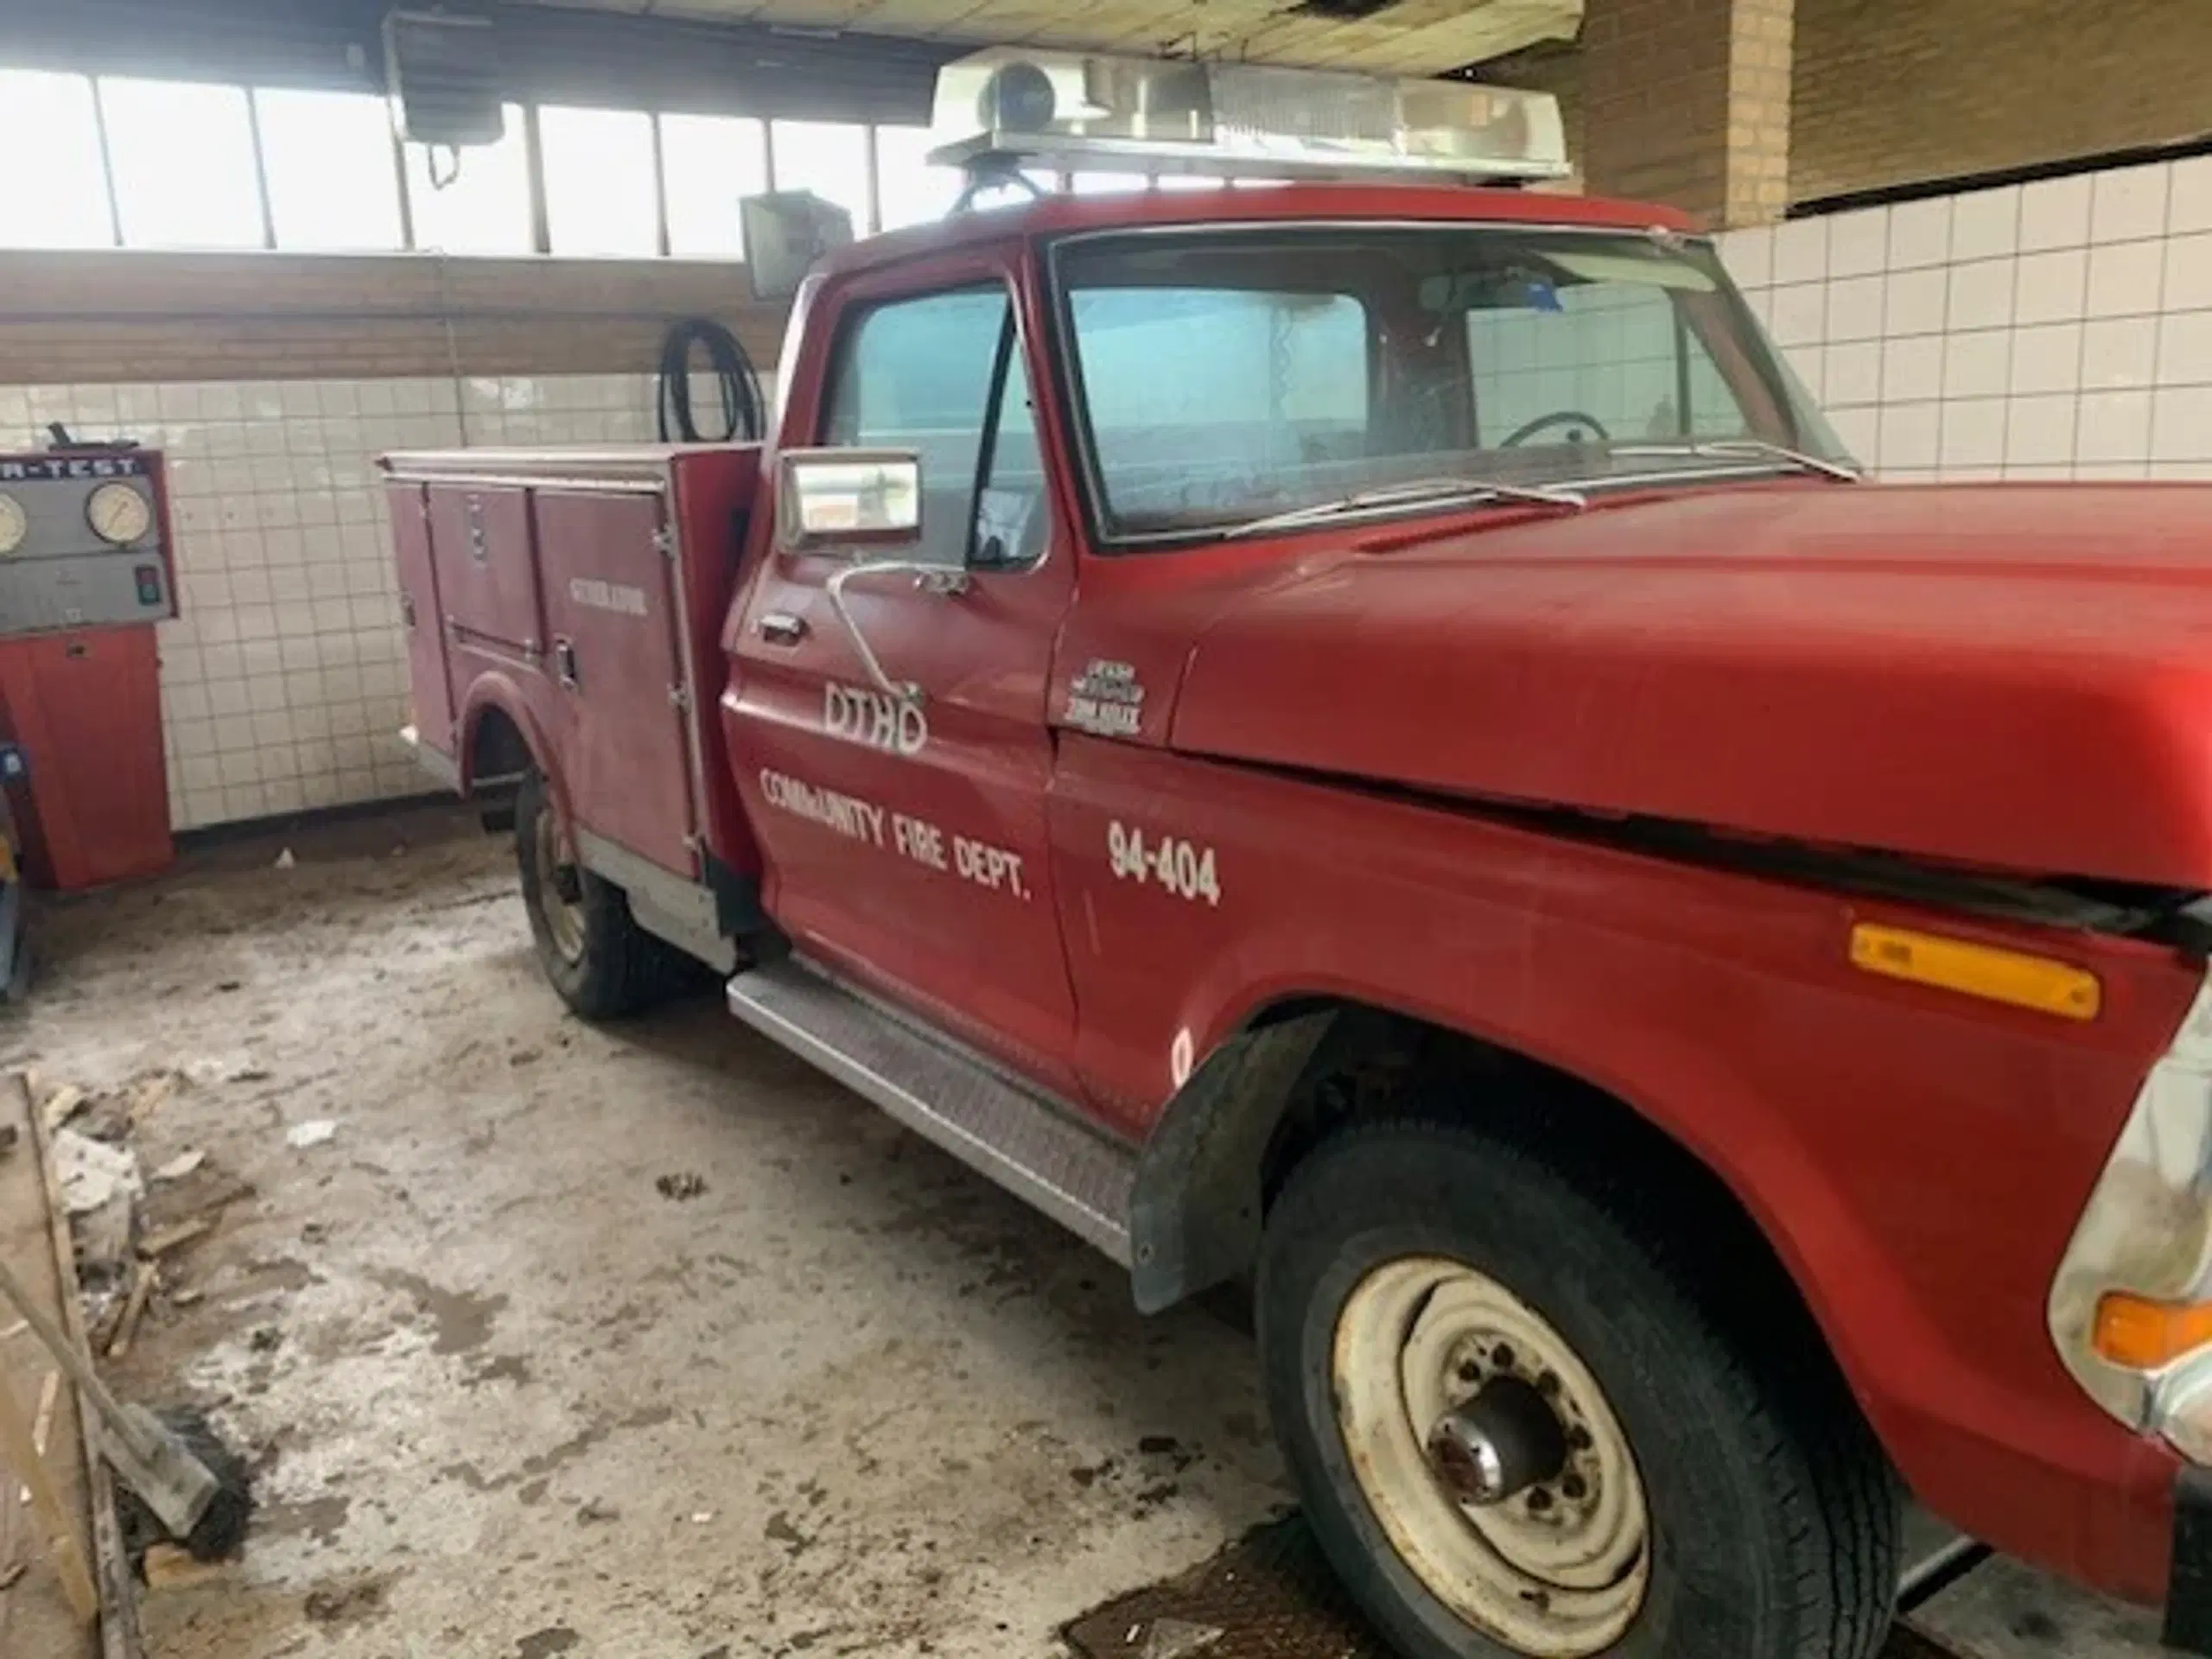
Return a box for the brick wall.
[1491,0,1793,226]
[0,250,788,385]
[1793,0,2212,203]
[1495,0,2212,214]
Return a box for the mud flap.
[2168,1465,2212,1656]
[1128,1010,1336,1314]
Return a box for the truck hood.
[1168,482,2212,888]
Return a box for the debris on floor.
[40,1083,87,1131]
[150,1150,206,1183]
[655,1172,707,1201]
[53,1128,140,1217]
[282,1119,336,1150]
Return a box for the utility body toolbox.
[381,444,764,968]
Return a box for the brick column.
[1578,0,1795,228]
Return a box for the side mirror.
[777,448,923,552]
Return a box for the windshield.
[1053,223,1848,543]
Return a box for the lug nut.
[1536,1370,1561,1398]
[1457,1359,1483,1384]
[1492,1343,1517,1370]
[1561,1472,1587,1501]
[1528,1487,1554,1513]
[1567,1425,1593,1452]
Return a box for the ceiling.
[505,0,1586,77]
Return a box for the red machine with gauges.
[0,445,179,889]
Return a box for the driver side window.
[1467,285,1745,448]
[821,286,1047,569]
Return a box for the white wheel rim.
[1332,1256,1649,1656]
[532,809,587,963]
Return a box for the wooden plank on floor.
[0,1071,99,1659]
[19,1073,139,1659]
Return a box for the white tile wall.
[1718,154,2212,484]
[0,372,661,830]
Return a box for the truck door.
[723,251,1080,1096]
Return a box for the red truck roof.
[819,180,1706,280]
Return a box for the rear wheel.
[514,769,682,1019]
[1257,1118,1897,1659]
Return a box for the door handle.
[553,637,579,690]
[758,612,809,646]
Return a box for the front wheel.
[514,769,683,1019]
[1257,1118,1897,1659]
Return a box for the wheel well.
[466,706,533,788]
[1251,1001,1851,1400]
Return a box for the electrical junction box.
[0,449,176,637]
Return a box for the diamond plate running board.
[726,957,1135,1264]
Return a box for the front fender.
[1128,1008,1335,1313]
[1053,733,2198,1595]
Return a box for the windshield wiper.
[1220,475,1587,540]
[1608,439,1864,481]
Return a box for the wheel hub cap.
[1425,1374,1569,1508]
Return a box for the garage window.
[772,120,874,237]
[873,125,963,232]
[99,78,264,250]
[255,89,405,251]
[662,113,770,258]
[402,104,532,254]
[540,105,659,257]
[0,70,113,248]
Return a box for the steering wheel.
[1500,410,1612,447]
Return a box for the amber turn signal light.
[1847,924,2101,1020]
[2094,1293,2212,1370]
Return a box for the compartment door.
[534,486,697,876]
[428,484,541,652]
[387,481,456,757]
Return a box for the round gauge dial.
[86,481,151,545]
[0,494,24,556]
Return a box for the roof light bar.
[927,48,1569,188]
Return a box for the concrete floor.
[0,804,2176,1658]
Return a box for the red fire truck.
[385,49,2212,1659]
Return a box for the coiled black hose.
[656,316,766,443]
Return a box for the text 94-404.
[1107,821,1221,906]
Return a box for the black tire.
[513,769,683,1020]
[1256,1117,1897,1659]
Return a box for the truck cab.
[385,48,2212,1659]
